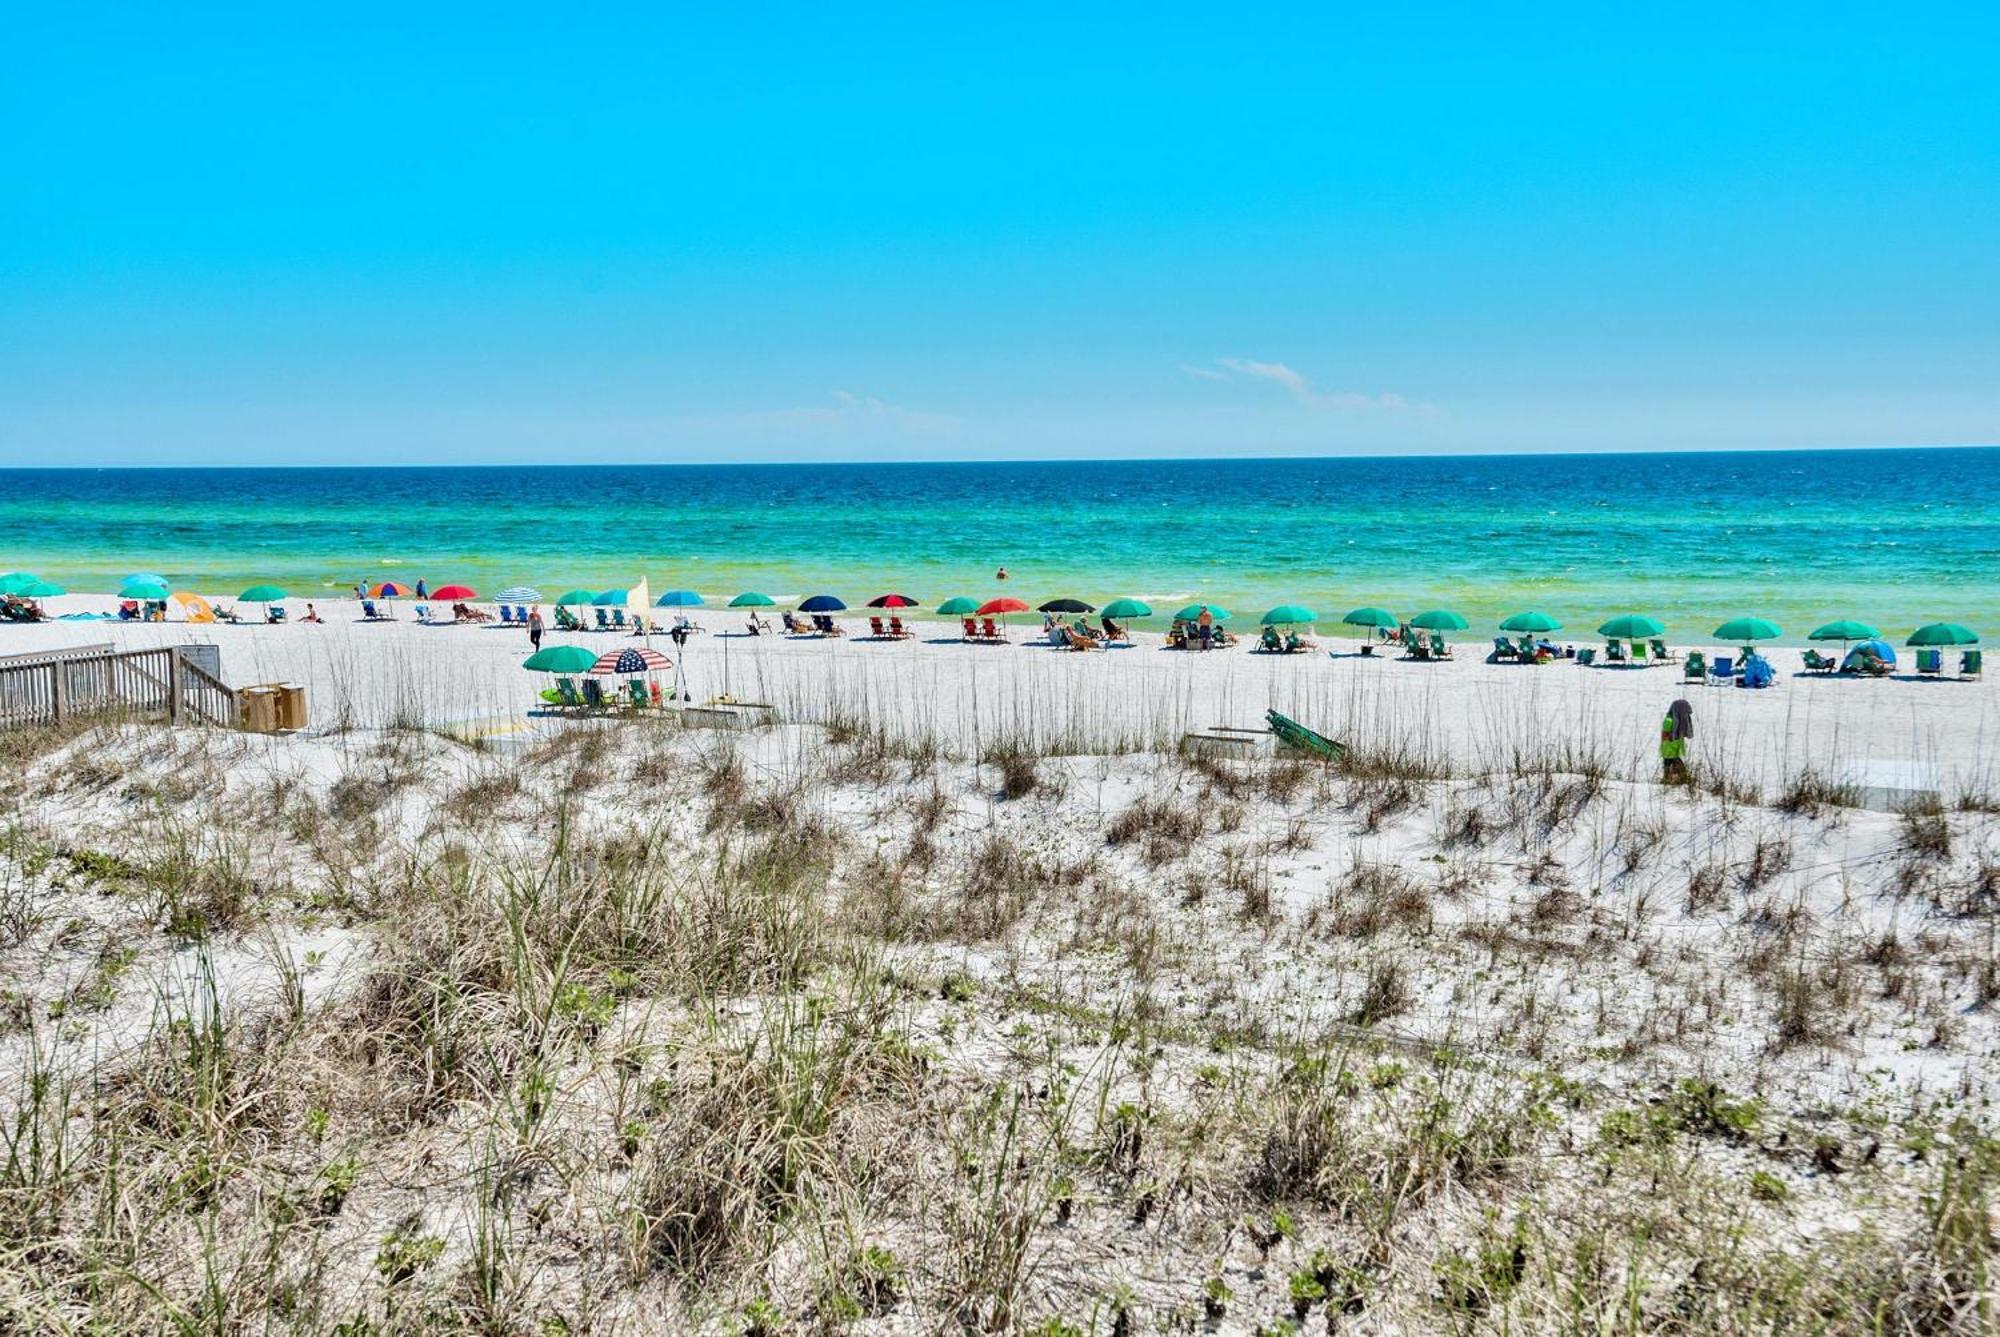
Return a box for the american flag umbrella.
[587,647,673,676]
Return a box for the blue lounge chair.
[1490,636,1518,662]
[595,608,610,630]
[499,605,515,625]
[1710,655,1734,680]
[612,609,627,629]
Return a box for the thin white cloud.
[1192,358,1434,414]
[719,390,962,438]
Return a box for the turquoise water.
[4,449,1997,642]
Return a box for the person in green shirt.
[1660,698,1693,782]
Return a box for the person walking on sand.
[527,605,544,651]
[1660,698,1693,782]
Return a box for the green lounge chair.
[1801,649,1839,674]
[1963,650,1982,678]
[1630,640,1650,664]
[1430,631,1449,659]
[1650,638,1677,663]
[1259,626,1283,653]
[1917,649,1943,676]
[1683,651,1706,681]
[627,678,649,707]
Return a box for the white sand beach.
[11,593,1997,800]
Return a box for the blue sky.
[4,4,1997,465]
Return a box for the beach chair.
[1963,650,1983,678]
[1683,651,1706,682]
[268,605,288,624]
[1630,640,1650,665]
[582,678,607,708]
[1259,626,1283,653]
[1649,639,1677,663]
[612,609,628,629]
[1430,632,1450,659]
[1265,708,1346,761]
[981,617,1003,642]
[498,605,515,624]
[627,679,649,708]
[1917,649,1943,676]
[961,617,979,641]
[1061,626,1099,651]
[1101,617,1128,645]
[1801,649,1838,674]
[888,616,910,639]
[556,678,584,710]
[1490,636,1518,662]
[594,608,610,630]
[1168,622,1190,650]
[555,607,582,631]
[868,616,888,638]
[1604,640,1626,663]
[1709,655,1734,680]
[1577,647,1596,666]
[815,614,846,637]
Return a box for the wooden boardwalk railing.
[0,644,238,731]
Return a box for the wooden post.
[49,663,65,725]
[167,650,183,725]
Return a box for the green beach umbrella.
[936,596,981,616]
[523,645,598,674]
[1100,598,1153,619]
[1174,603,1231,623]
[1597,614,1665,640]
[1341,607,1398,630]
[1261,604,1317,626]
[120,578,171,601]
[239,584,288,603]
[1499,611,1562,634]
[728,591,775,608]
[1809,620,1879,642]
[1712,617,1782,643]
[1409,609,1469,631]
[554,589,597,608]
[1907,622,1980,647]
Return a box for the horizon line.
[0,442,1995,473]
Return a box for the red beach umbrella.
[977,597,1029,615]
[432,584,478,601]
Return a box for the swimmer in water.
[996,566,1009,581]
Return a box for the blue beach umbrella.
[798,594,847,613]
[1853,638,1897,666]
[120,578,171,601]
[591,588,628,607]
[655,589,705,607]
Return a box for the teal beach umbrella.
[1907,622,1979,647]
[1499,611,1562,633]
[1261,604,1317,625]
[120,579,171,601]
[239,584,288,603]
[554,589,597,608]
[728,591,775,608]
[1409,609,1469,631]
[936,596,981,616]
[591,588,628,607]
[655,590,704,607]
[16,579,65,599]
[0,572,44,596]
[1597,614,1665,640]
[1809,620,1879,642]
[1341,607,1398,630]
[1713,617,1782,643]
[523,645,598,674]
[1100,598,1153,620]
[1174,603,1230,623]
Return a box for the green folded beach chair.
[1684,650,1706,681]
[1265,709,1346,761]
